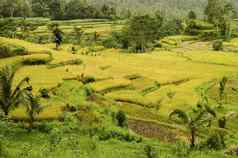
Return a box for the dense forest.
[1,0,238,19]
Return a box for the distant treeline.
[0,0,117,20]
[88,0,238,18]
[1,0,238,20]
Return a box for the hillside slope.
[89,0,238,17]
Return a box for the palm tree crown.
[0,65,30,116]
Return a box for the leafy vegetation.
[0,66,30,116]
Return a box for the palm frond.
[11,77,30,99]
[204,104,216,118]
[0,67,12,101]
[193,110,206,123]
[8,66,17,86]
[169,109,190,124]
[11,87,28,107]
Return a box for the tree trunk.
[3,109,9,116]
[28,112,34,132]
[28,120,33,132]
[190,128,196,148]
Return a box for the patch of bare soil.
[128,118,181,143]
[228,79,238,87]
[174,41,211,52]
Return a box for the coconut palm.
[169,103,216,148]
[219,76,228,105]
[0,65,30,116]
[24,87,42,130]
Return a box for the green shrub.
[98,127,142,142]
[0,45,11,58]
[62,113,79,132]
[206,133,225,150]
[0,44,27,58]
[198,30,218,40]
[188,10,197,20]
[172,141,189,157]
[102,37,121,48]
[49,128,62,151]
[12,46,27,55]
[63,104,77,112]
[0,138,8,158]
[38,121,57,133]
[80,75,96,84]
[23,54,53,65]
[153,40,162,48]
[115,110,127,127]
[84,86,94,97]
[39,88,50,98]
[185,20,215,37]
[213,40,223,51]
[144,145,157,158]
[23,58,49,65]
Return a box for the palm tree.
[24,87,42,130]
[0,65,30,116]
[169,103,216,148]
[219,76,228,105]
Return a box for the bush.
[188,10,197,20]
[49,128,62,150]
[115,110,127,127]
[12,46,27,55]
[213,40,223,51]
[0,45,11,58]
[62,113,79,132]
[39,88,50,98]
[172,141,189,157]
[22,54,53,65]
[198,30,218,40]
[144,145,157,158]
[22,58,49,65]
[98,127,142,142]
[185,20,215,37]
[206,133,225,150]
[102,37,121,48]
[0,44,27,58]
[63,104,77,112]
[0,138,8,157]
[38,121,57,133]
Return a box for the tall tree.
[48,0,65,20]
[31,0,50,17]
[205,0,234,38]
[205,0,224,24]
[124,14,163,53]
[188,10,197,20]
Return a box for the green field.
[0,19,238,158]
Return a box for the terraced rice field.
[1,35,238,125]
